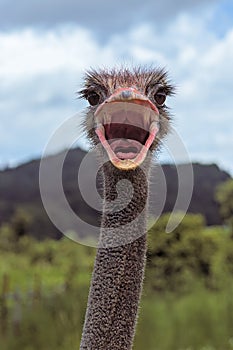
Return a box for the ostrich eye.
[87,92,100,106]
[154,92,166,106]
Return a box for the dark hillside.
[0,148,230,239]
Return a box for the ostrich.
[79,66,174,350]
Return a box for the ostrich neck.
[80,163,149,350]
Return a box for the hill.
[0,148,231,239]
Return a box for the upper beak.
[95,87,159,116]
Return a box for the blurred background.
[1,0,233,349]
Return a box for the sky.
[0,0,233,174]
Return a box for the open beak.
[94,88,160,171]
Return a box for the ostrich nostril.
[121,90,132,99]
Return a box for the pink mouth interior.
[103,108,150,160]
[95,101,159,164]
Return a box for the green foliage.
[0,223,16,251]
[1,214,233,349]
[147,213,233,292]
[135,287,233,350]
[11,207,32,239]
[0,231,95,349]
[216,179,233,230]
[0,288,87,350]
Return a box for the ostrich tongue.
[108,139,143,160]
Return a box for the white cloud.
[0,28,115,166]
[0,8,233,174]
[0,28,115,81]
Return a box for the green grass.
[1,282,233,350]
[135,287,233,350]
[1,223,233,349]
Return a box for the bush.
[147,213,231,292]
[216,179,233,231]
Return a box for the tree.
[216,179,233,231]
[11,208,32,240]
[147,213,211,292]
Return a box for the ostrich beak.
[94,88,160,171]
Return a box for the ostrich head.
[79,66,174,170]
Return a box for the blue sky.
[0,0,233,174]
